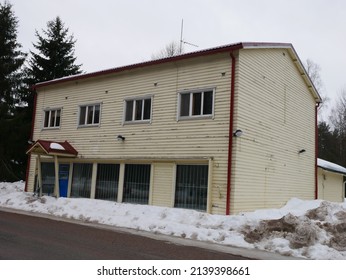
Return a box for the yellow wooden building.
[25,42,321,215]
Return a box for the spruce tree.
[0,1,27,181]
[0,1,26,116]
[23,16,83,119]
[26,16,82,84]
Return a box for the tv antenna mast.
[179,19,198,53]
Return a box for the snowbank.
[0,181,345,259]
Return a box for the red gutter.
[315,103,320,199]
[24,92,37,192]
[226,52,237,215]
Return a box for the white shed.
[317,158,346,202]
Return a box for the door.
[59,164,70,197]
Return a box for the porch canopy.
[26,140,78,197]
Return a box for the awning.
[26,140,78,157]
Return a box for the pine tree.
[26,16,82,84]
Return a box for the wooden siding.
[28,53,233,214]
[231,48,316,213]
[151,162,174,207]
[318,169,344,202]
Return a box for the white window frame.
[78,103,101,127]
[123,95,153,124]
[43,108,62,129]
[177,88,215,121]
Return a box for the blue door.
[59,164,70,197]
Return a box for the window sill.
[177,115,213,121]
[77,124,100,128]
[123,120,151,125]
[42,127,61,130]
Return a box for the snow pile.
[1,181,346,259]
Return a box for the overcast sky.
[9,0,346,118]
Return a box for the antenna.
[179,19,198,53]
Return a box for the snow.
[50,142,65,150]
[1,181,346,260]
[317,158,346,174]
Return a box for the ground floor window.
[174,165,208,211]
[95,164,120,201]
[41,162,55,195]
[123,164,151,204]
[71,163,93,198]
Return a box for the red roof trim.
[33,42,250,89]
[26,140,78,157]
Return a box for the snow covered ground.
[1,181,345,260]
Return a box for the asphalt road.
[0,210,253,260]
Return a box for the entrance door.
[59,164,70,197]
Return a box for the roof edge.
[33,42,244,90]
[317,158,346,175]
[32,41,322,103]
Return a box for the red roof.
[26,140,78,157]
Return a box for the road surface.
[0,210,252,260]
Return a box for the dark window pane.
[94,105,100,124]
[180,93,190,117]
[143,99,151,120]
[123,164,150,204]
[71,163,92,198]
[125,100,133,121]
[87,106,94,124]
[41,162,55,195]
[174,165,208,211]
[50,110,56,127]
[96,164,120,201]
[55,110,61,126]
[192,92,202,115]
[203,91,213,115]
[44,111,50,127]
[79,106,86,125]
[135,100,143,120]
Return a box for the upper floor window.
[79,104,101,126]
[43,108,61,128]
[178,88,215,120]
[124,97,152,123]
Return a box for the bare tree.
[328,89,346,166]
[151,41,184,60]
[330,89,346,132]
[304,59,329,117]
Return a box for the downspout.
[226,52,236,215]
[24,92,37,192]
[315,102,320,199]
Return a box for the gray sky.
[9,0,346,118]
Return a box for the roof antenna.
[179,19,198,54]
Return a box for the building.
[25,42,321,215]
[317,158,346,202]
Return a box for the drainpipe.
[315,102,320,199]
[226,52,236,215]
[24,92,37,192]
